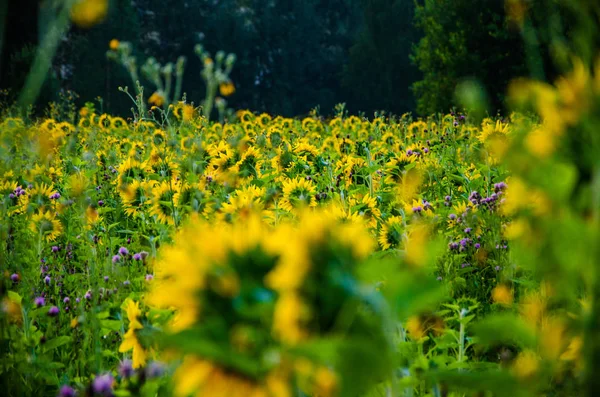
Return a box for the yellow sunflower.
[119,299,148,369]
[150,181,179,225]
[30,210,63,242]
[279,177,317,213]
[378,216,404,250]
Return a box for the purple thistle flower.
[63,297,70,304]
[44,275,51,285]
[145,274,154,282]
[461,263,470,268]
[92,373,114,396]
[76,297,81,303]
[35,296,46,307]
[118,359,134,378]
[118,247,129,256]
[406,149,413,156]
[145,361,165,378]
[495,266,502,271]
[494,182,507,192]
[104,276,109,282]
[475,243,481,249]
[444,195,451,202]
[449,213,457,220]
[139,251,149,260]
[112,255,121,264]
[48,306,60,317]
[84,291,92,300]
[123,280,131,287]
[10,273,19,282]
[52,246,59,253]
[423,148,429,153]
[58,385,76,397]
[8,193,14,199]
[464,227,472,234]
[133,253,142,261]
[98,200,104,207]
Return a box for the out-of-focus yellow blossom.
[70,0,109,28]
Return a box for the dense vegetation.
[1,0,600,396]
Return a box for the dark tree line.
[1,0,594,117]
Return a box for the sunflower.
[236,146,262,180]
[119,299,148,369]
[378,216,404,250]
[383,153,415,185]
[110,116,127,129]
[116,157,151,187]
[150,181,179,225]
[19,182,56,212]
[349,194,381,228]
[293,142,319,165]
[257,113,272,128]
[98,114,112,130]
[237,110,255,124]
[85,206,103,229]
[176,182,212,217]
[30,210,63,242]
[279,177,317,212]
[219,185,266,221]
[120,180,154,218]
[477,120,510,161]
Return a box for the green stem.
[17,0,76,110]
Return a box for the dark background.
[0,0,595,117]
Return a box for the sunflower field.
[2,54,600,397]
[1,0,600,395]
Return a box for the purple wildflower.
[145,361,165,378]
[10,273,19,282]
[48,306,60,317]
[118,247,129,256]
[92,373,114,396]
[35,297,46,307]
[133,253,142,261]
[118,359,134,378]
[112,255,121,264]
[58,385,76,397]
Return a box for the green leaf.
[43,336,71,351]
[7,291,22,304]
[100,320,122,332]
[472,314,537,349]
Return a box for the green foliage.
[343,0,420,115]
[411,0,527,115]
